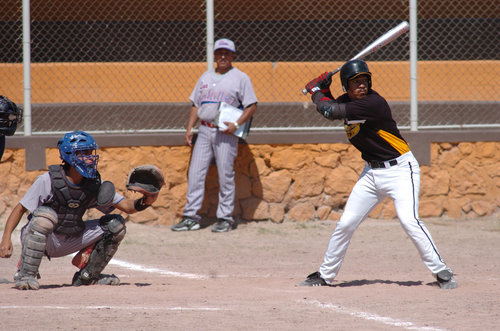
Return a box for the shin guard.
[73,214,126,286]
[15,207,57,290]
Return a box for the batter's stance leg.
[319,169,385,283]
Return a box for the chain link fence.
[1,0,499,134]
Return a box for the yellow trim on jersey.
[377,130,410,155]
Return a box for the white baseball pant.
[319,151,448,284]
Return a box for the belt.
[368,159,398,169]
[201,120,217,128]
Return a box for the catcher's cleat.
[171,216,200,231]
[436,269,458,290]
[297,271,328,286]
[14,276,40,290]
[72,271,120,286]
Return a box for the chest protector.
[44,165,101,236]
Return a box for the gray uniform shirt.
[190,67,258,122]
[20,172,124,214]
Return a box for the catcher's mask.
[340,59,372,92]
[0,95,23,136]
[57,131,99,178]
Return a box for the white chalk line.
[67,253,207,280]
[0,305,221,311]
[300,300,447,331]
[108,258,208,280]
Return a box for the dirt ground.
[1,215,499,331]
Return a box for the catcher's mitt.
[126,165,165,195]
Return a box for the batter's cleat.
[14,276,40,290]
[436,269,458,290]
[171,216,200,231]
[72,271,120,286]
[211,219,232,233]
[297,271,328,286]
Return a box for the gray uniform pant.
[183,124,239,223]
[21,219,104,258]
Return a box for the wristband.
[134,198,150,211]
[234,122,240,129]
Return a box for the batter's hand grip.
[301,69,339,95]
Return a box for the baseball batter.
[0,131,158,290]
[171,38,258,233]
[298,60,457,289]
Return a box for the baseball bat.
[302,21,410,95]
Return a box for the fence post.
[206,0,214,71]
[410,0,418,131]
[22,0,32,136]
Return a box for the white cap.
[214,38,235,53]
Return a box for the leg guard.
[73,214,126,286]
[15,207,57,290]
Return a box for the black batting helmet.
[340,59,372,92]
[0,95,23,136]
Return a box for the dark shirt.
[336,90,410,162]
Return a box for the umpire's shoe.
[297,271,328,286]
[171,216,200,231]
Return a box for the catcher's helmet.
[57,131,99,178]
[340,59,372,92]
[0,95,23,136]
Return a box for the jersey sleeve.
[239,73,258,109]
[189,74,206,108]
[19,172,53,213]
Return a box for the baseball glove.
[126,165,166,195]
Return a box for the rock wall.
[1,141,499,225]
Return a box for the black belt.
[368,160,398,169]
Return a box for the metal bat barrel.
[302,21,409,95]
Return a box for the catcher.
[0,131,165,290]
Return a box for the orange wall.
[1,61,499,104]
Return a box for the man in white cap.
[171,38,258,233]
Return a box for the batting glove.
[305,72,332,94]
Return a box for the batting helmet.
[0,95,23,136]
[340,60,372,92]
[57,131,99,178]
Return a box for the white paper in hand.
[215,102,251,139]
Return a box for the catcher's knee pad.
[99,214,126,240]
[30,206,58,235]
[16,207,58,281]
[79,215,126,283]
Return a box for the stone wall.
[1,141,499,225]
